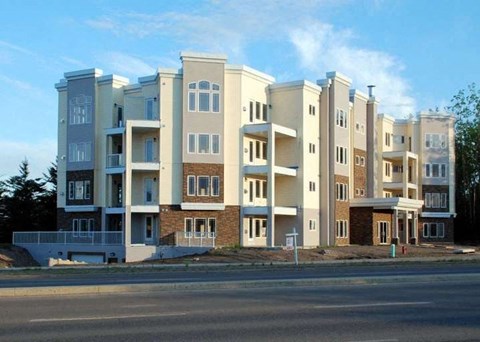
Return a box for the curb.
[2,272,480,298]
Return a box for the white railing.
[107,154,124,168]
[175,231,216,247]
[13,231,124,245]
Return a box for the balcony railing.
[175,231,216,247]
[13,231,124,245]
[107,154,124,168]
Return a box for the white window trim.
[197,176,210,196]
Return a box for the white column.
[267,127,275,247]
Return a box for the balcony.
[13,231,124,245]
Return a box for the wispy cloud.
[0,74,36,91]
[0,40,36,56]
[0,139,57,179]
[290,22,416,116]
[60,56,88,69]
[98,52,155,79]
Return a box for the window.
[378,221,389,244]
[355,122,360,132]
[72,218,94,237]
[309,219,316,231]
[425,163,447,178]
[423,222,445,238]
[249,101,254,122]
[385,132,391,147]
[188,81,220,113]
[336,183,348,201]
[211,176,220,196]
[68,180,91,200]
[385,162,391,177]
[198,134,210,154]
[212,134,220,154]
[145,216,153,240]
[255,220,261,237]
[393,165,403,173]
[256,141,261,159]
[188,133,196,153]
[185,218,193,237]
[144,178,153,203]
[197,176,210,196]
[425,192,448,209]
[425,193,432,208]
[208,218,216,237]
[262,142,267,160]
[68,142,92,162]
[249,141,254,162]
[263,104,268,121]
[309,105,316,116]
[309,143,316,154]
[425,133,446,149]
[336,109,347,128]
[187,176,195,196]
[256,102,261,120]
[360,157,365,166]
[262,181,267,199]
[145,98,155,120]
[441,193,447,208]
[309,181,316,192]
[336,146,348,165]
[69,95,92,125]
[256,180,261,198]
[355,155,360,165]
[393,135,405,144]
[249,181,254,202]
[431,193,441,208]
[336,220,348,238]
[195,218,206,237]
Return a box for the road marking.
[313,301,432,309]
[121,304,158,308]
[30,312,187,323]
[346,339,399,342]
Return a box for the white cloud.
[60,56,88,69]
[0,40,36,56]
[98,52,155,79]
[0,74,35,91]
[0,139,57,180]
[289,22,416,116]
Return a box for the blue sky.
[1,0,479,179]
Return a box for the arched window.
[188,81,220,113]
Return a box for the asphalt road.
[1,262,480,288]
[1,277,479,341]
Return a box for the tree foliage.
[0,160,57,243]
[448,83,480,241]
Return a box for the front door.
[145,138,154,162]
[144,178,153,204]
[379,222,388,244]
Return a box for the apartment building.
[50,51,455,263]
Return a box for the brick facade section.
[159,205,240,246]
[353,148,367,198]
[418,216,454,243]
[57,208,102,231]
[66,170,94,206]
[350,207,374,245]
[422,185,450,212]
[183,163,224,203]
[334,174,350,245]
[350,207,393,245]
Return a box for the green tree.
[0,159,45,242]
[448,83,480,241]
[37,162,57,230]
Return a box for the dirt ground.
[0,245,39,268]
[1,244,478,268]
[153,244,479,265]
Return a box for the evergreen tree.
[447,83,480,242]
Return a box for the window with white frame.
[336,183,348,201]
[68,142,92,162]
[69,95,92,125]
[393,135,405,144]
[423,222,445,238]
[393,165,403,173]
[72,218,94,237]
[211,176,220,197]
[187,133,220,155]
[262,104,268,121]
[145,98,155,120]
[197,176,210,196]
[187,176,195,196]
[425,192,448,208]
[188,133,196,154]
[336,146,348,165]
[360,156,365,166]
[208,218,216,237]
[262,142,267,160]
[425,133,446,149]
[336,220,348,238]
[188,81,220,113]
[195,218,207,237]
[309,219,316,231]
[336,109,348,128]
[185,218,193,237]
[68,180,91,201]
[378,221,390,244]
[212,134,220,154]
[425,163,447,178]
[198,134,210,154]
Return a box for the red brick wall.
[422,185,450,212]
[183,163,224,203]
[159,205,240,246]
[372,210,393,245]
[353,148,367,198]
[418,216,454,243]
[57,208,102,231]
[350,207,373,245]
[66,170,94,206]
[334,174,350,245]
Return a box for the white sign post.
[285,227,299,266]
